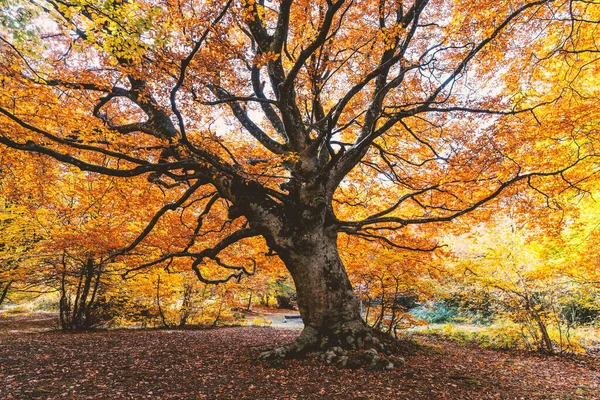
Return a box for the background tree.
[447,188,600,353]
[0,198,40,306]
[0,0,599,361]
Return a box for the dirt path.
[0,313,598,399]
[0,311,58,334]
[244,307,304,329]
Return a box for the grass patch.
[411,321,600,354]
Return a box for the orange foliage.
[0,0,599,339]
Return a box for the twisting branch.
[250,67,288,143]
[0,134,196,178]
[208,85,287,154]
[339,230,442,253]
[350,185,439,224]
[112,180,207,258]
[192,258,257,284]
[202,96,278,106]
[340,156,592,230]
[183,194,221,251]
[122,228,259,278]
[0,105,149,165]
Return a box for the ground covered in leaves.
[0,312,599,399]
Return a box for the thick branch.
[209,85,287,154]
[0,135,196,177]
[123,227,259,277]
[250,67,288,143]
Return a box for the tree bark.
[73,258,95,329]
[531,310,554,354]
[229,173,387,364]
[0,280,13,306]
[261,224,377,358]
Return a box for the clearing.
[0,312,598,399]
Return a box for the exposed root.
[258,326,319,360]
[258,324,404,370]
[318,347,400,371]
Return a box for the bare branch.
[340,157,591,229]
[122,228,259,277]
[0,135,196,178]
[209,85,287,154]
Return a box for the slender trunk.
[0,280,13,306]
[213,298,223,326]
[59,271,70,331]
[179,283,193,327]
[85,267,103,326]
[156,275,169,328]
[388,279,399,334]
[246,290,253,311]
[523,293,553,353]
[199,286,207,320]
[179,312,189,328]
[179,315,188,327]
[74,259,95,329]
[71,264,85,328]
[376,275,386,329]
[531,310,553,353]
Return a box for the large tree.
[0,0,598,358]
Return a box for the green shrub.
[411,302,459,324]
[561,298,600,326]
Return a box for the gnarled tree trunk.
[226,174,387,365]
[259,220,383,362]
[284,229,367,349]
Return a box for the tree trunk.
[245,290,253,312]
[0,280,13,306]
[235,180,391,367]
[531,310,554,353]
[261,225,379,359]
[156,274,170,328]
[179,283,193,328]
[73,258,95,329]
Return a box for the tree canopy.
[1,0,599,362]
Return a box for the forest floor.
[0,312,599,399]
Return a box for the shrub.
[411,302,460,324]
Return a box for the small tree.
[0,198,42,307]
[54,255,114,331]
[450,219,594,353]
